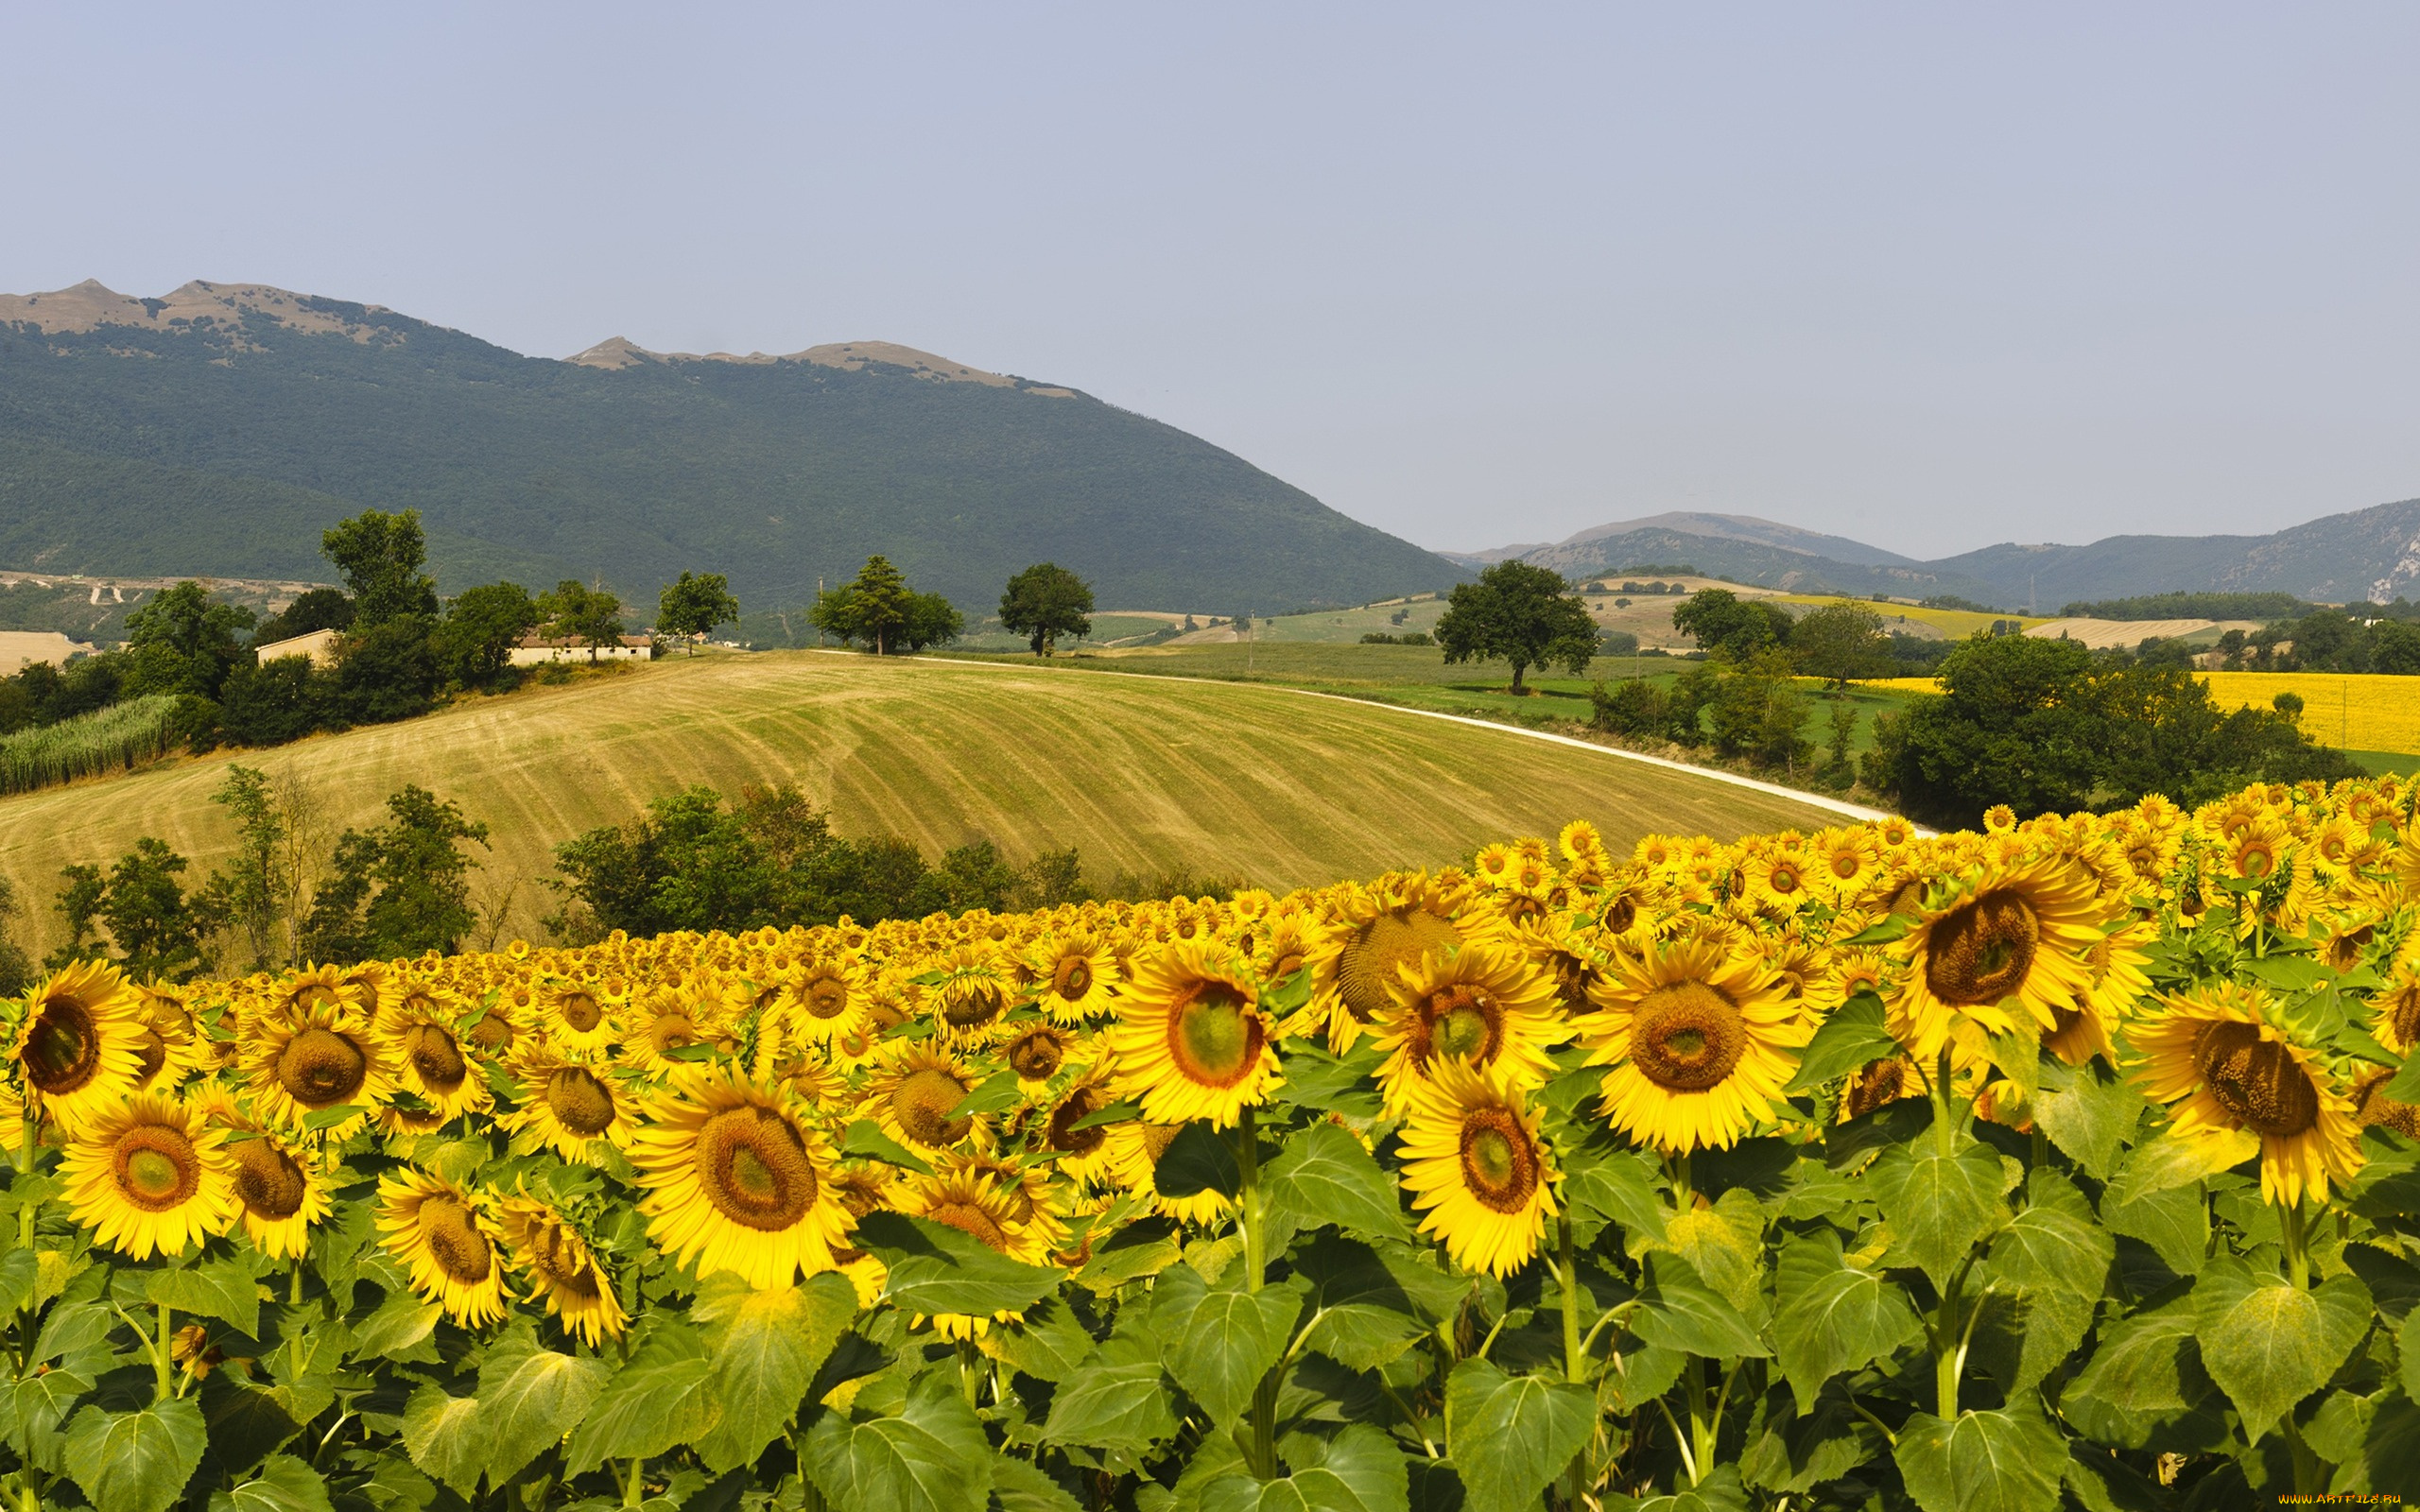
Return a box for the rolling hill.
[1456,498,2420,610]
[0,650,1845,959]
[0,279,1464,615]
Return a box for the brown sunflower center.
[1340,911,1462,1023]
[925,1199,1010,1252]
[466,1013,513,1053]
[1166,982,1262,1089]
[693,1107,817,1231]
[648,1015,699,1054]
[288,984,342,1013]
[1604,895,1637,935]
[278,1027,368,1108]
[1629,981,1748,1093]
[403,1024,467,1091]
[231,1139,308,1220]
[113,1125,201,1212]
[1007,1028,1064,1082]
[23,993,102,1096]
[130,1027,169,1088]
[2390,987,2420,1051]
[530,1229,600,1297]
[1053,957,1094,999]
[804,975,851,1020]
[892,1069,973,1147]
[1923,889,2041,1006]
[1047,1088,1108,1157]
[555,992,602,1032]
[942,982,1008,1032]
[2192,1020,2320,1138]
[1420,984,1500,1068]
[1458,1106,1540,1213]
[421,1197,493,1283]
[2325,926,2374,972]
[545,1068,618,1136]
[1843,1057,1910,1121]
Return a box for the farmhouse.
[252,627,343,668]
[509,633,655,666]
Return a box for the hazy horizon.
[6,5,2415,560]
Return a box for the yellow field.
[0,650,1848,957]
[1772,594,2048,639]
[1859,669,2420,754]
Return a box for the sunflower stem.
[2281,1195,2310,1290]
[1683,1354,1716,1486]
[1558,1215,1587,1507]
[14,1101,37,1254]
[1235,1106,1279,1478]
[153,1302,172,1403]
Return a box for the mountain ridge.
[0,279,1464,613]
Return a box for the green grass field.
[0,650,1852,958]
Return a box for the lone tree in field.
[322,508,440,627]
[1790,602,1894,689]
[811,556,963,655]
[999,563,1094,657]
[1434,560,1598,693]
[658,571,740,652]
[539,580,626,662]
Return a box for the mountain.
[1458,498,2420,610]
[0,280,1465,614]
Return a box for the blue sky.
[6,4,2416,558]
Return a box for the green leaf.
[2192,1257,2374,1442]
[1740,1382,1884,1496]
[1156,1122,1242,1200]
[565,1317,719,1475]
[1293,1235,1464,1372]
[1616,1465,1750,1511]
[857,1211,1064,1317]
[61,1398,208,1512]
[990,1453,1082,1512]
[1080,1216,1185,1291]
[402,1386,487,1496]
[146,1255,264,1337]
[1150,1265,1307,1426]
[1631,1254,1770,1359]
[6,1363,94,1473]
[802,1372,994,1512]
[1443,1358,1595,1512]
[1891,1403,2065,1512]
[2028,1059,2141,1180]
[346,1288,441,1363]
[2100,1182,2208,1278]
[1867,1136,2007,1287]
[1785,994,1899,1095]
[1264,1122,1410,1243]
[1200,1425,1410,1512]
[2385,1052,2420,1104]
[2102,1126,2257,1207]
[1041,1359,1178,1454]
[474,1322,612,1488]
[1769,1234,1922,1416]
[1068,1099,1142,1133]
[1561,1145,1668,1249]
[207,1452,335,1512]
[1967,1282,2095,1400]
[691,1269,857,1472]
[841,1119,937,1175]
[0,1246,35,1316]
[949,1069,1027,1120]
[1651,1188,1766,1313]
[2405,1309,2420,1403]
[1275,1043,1388,1120]
[978,1294,1096,1383]
[1987,1171,2114,1300]
[2057,1285,2218,1451]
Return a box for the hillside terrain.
[0,649,1841,958]
[0,279,1462,614]
[1457,498,2420,610]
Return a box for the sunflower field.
[4,783,2420,1511]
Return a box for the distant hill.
[1458,498,2420,610]
[0,280,1465,615]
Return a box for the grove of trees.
[808,556,963,654]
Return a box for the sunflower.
[377,1170,510,1326]
[221,1127,330,1262]
[929,946,1015,1045]
[1018,1071,1121,1188]
[618,985,727,1072]
[1739,842,1817,917]
[524,979,620,1057]
[382,995,491,1125]
[498,1197,628,1346]
[8,961,147,1133]
[628,1067,852,1288]
[2128,983,2363,1208]
[2372,963,2420,1057]
[126,981,200,1094]
[1889,852,2104,1060]
[259,964,352,1022]
[779,955,867,1043]
[1107,941,1281,1129]
[1027,933,1119,1025]
[1397,1058,1556,1278]
[1105,1117,1231,1225]
[2045,919,2154,1068]
[244,998,395,1138]
[60,1092,238,1260]
[1836,1055,1925,1123]
[1579,936,1808,1154]
[1000,1022,1082,1089]
[897,1151,1063,1276]
[861,1043,987,1153]
[1371,940,1564,1116]
[496,1046,637,1164]
[1315,874,1475,1051]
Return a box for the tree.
[218,653,332,747]
[120,580,257,700]
[1433,560,1599,693]
[199,765,288,970]
[1706,652,1813,774]
[436,581,541,688]
[998,563,1095,657]
[1790,603,1893,689]
[809,557,914,655]
[321,508,439,627]
[252,587,354,646]
[49,837,223,981]
[1670,588,1792,662]
[302,785,490,961]
[901,592,964,652]
[336,616,440,722]
[538,580,626,662]
[658,571,740,651]
[0,875,31,997]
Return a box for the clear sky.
[6,4,2416,558]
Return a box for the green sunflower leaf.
[803,1371,993,1512]
[1443,1358,1595,1512]
[1784,994,1899,1096]
[62,1398,208,1512]
[1265,1120,1410,1243]
[2191,1256,2374,1443]
[1891,1402,2065,1512]
[856,1211,1063,1317]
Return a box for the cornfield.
[2,778,2416,1509]
[0,694,183,796]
